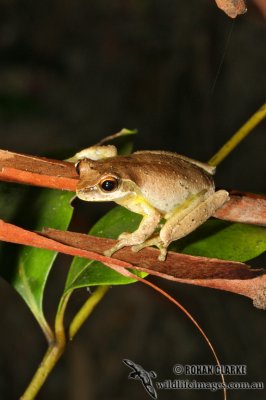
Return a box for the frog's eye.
[99,176,119,192]
[75,161,81,175]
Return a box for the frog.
[73,145,229,261]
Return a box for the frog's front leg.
[104,195,161,257]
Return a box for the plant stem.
[69,285,109,340]
[20,292,71,400]
[37,314,55,344]
[20,287,109,399]
[208,102,266,167]
[20,343,63,400]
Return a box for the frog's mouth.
[76,184,98,200]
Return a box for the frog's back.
[133,150,216,175]
[123,151,215,213]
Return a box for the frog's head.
[75,159,134,202]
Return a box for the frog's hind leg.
[160,190,229,249]
[133,190,229,261]
[130,190,204,259]
[131,192,206,260]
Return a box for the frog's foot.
[104,232,147,257]
[104,243,123,258]
[132,236,168,261]
[104,239,130,257]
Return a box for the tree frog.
[73,145,229,261]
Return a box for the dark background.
[0,1,265,399]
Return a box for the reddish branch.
[0,149,266,226]
[214,191,266,226]
[0,150,77,191]
[0,219,265,309]
[0,149,265,309]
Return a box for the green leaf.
[67,128,137,162]
[0,182,30,221]
[172,219,266,262]
[0,184,74,336]
[65,213,266,293]
[98,128,138,155]
[64,206,144,292]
